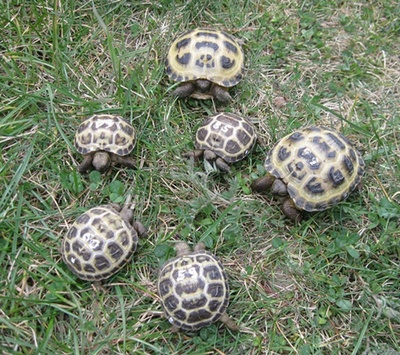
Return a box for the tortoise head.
[92,151,111,172]
[195,79,212,91]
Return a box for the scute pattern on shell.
[61,206,138,281]
[158,250,229,331]
[74,114,136,156]
[166,28,244,87]
[265,126,365,212]
[196,112,257,163]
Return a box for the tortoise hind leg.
[170,324,180,333]
[194,242,206,252]
[175,242,191,257]
[219,313,239,331]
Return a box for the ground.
[0,1,399,354]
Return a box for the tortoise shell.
[61,205,139,281]
[265,126,365,211]
[74,114,136,156]
[158,245,230,331]
[196,112,257,163]
[166,28,244,88]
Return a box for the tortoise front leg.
[77,154,94,173]
[251,173,276,193]
[215,157,230,173]
[211,85,232,103]
[174,82,196,98]
[203,150,230,172]
[182,149,204,160]
[114,155,136,169]
[132,221,148,237]
[281,198,303,223]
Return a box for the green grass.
[1,0,399,354]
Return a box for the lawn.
[1,0,399,354]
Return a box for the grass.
[1,0,399,354]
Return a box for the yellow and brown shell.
[74,114,136,156]
[158,249,229,331]
[166,28,244,88]
[265,126,365,211]
[195,112,257,163]
[61,205,139,281]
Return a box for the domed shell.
[166,28,244,87]
[158,249,229,331]
[74,114,136,156]
[61,205,139,281]
[265,126,365,212]
[196,112,257,163]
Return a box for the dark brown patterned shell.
[158,250,229,331]
[74,114,136,156]
[195,112,257,163]
[265,126,365,211]
[166,28,244,87]
[61,206,138,281]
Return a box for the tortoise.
[157,241,238,332]
[251,126,365,221]
[165,28,244,103]
[74,114,136,173]
[183,112,257,173]
[61,197,147,281]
